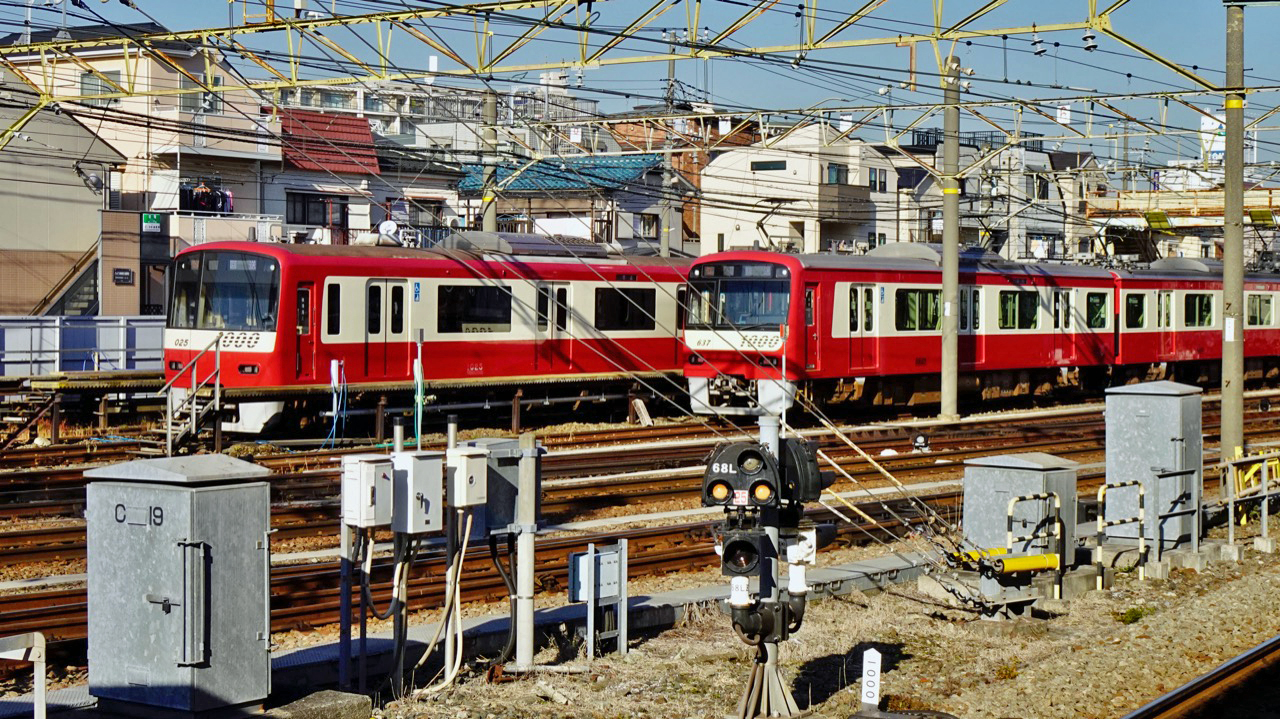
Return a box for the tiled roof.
[458,154,662,193]
[279,109,380,176]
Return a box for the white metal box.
[447,447,488,507]
[341,454,393,527]
[391,451,444,534]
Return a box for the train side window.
[537,287,550,331]
[1184,293,1213,327]
[390,285,404,335]
[1248,293,1274,327]
[326,283,341,335]
[438,285,513,333]
[366,284,382,334]
[1053,292,1071,329]
[998,290,1039,330]
[555,288,568,331]
[1157,292,1172,328]
[959,290,969,331]
[863,287,874,332]
[676,286,687,330]
[894,289,940,331]
[1125,294,1146,329]
[595,288,656,331]
[297,287,311,335]
[971,289,981,330]
[805,288,815,326]
[1086,292,1107,329]
[849,287,859,332]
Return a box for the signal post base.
[734,642,800,719]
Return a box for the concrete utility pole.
[660,31,677,258]
[481,90,498,233]
[940,55,960,420]
[1222,4,1245,462]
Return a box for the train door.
[1053,289,1075,363]
[385,280,409,378]
[536,282,572,372]
[364,279,409,379]
[295,282,316,382]
[363,280,386,379]
[804,284,820,371]
[848,283,876,371]
[1157,290,1174,357]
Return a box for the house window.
[750,160,786,171]
[179,73,222,114]
[1035,176,1050,200]
[867,168,878,189]
[878,169,888,193]
[635,213,660,240]
[80,71,122,107]
[825,163,848,185]
[320,91,351,109]
[287,192,349,227]
[363,94,387,112]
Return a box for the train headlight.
[238,364,260,375]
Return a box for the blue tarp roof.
[458,154,662,193]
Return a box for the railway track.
[1122,633,1280,719]
[0,493,955,641]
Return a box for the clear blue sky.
[7,0,1278,168]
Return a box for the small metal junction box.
[390,451,444,535]
[341,454,393,528]
[84,455,271,716]
[962,452,1078,602]
[461,437,543,534]
[1104,381,1203,549]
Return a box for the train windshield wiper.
[734,322,780,331]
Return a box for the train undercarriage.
[692,357,1280,416]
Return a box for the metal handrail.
[165,334,222,456]
[0,632,45,719]
[1096,480,1147,587]
[160,333,224,394]
[29,241,98,315]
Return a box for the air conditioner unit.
[306,227,331,243]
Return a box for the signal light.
[720,528,768,577]
[707,479,733,505]
[702,442,782,509]
[750,481,774,505]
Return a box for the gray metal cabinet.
[85,456,271,715]
[1104,381,1203,548]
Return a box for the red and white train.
[163,233,689,431]
[683,243,1280,415]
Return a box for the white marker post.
[861,647,882,714]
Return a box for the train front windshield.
[686,262,791,332]
[168,251,280,331]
